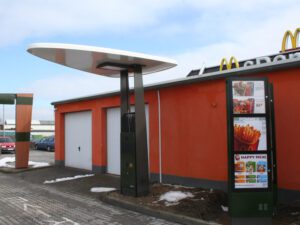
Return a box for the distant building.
[2,119,54,137]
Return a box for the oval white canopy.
[27,43,177,77]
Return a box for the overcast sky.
[0,0,300,120]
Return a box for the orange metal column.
[15,94,33,169]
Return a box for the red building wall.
[159,80,228,181]
[267,68,300,191]
[54,67,300,192]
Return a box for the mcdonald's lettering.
[243,52,300,68]
[281,28,300,52]
[219,52,300,72]
[219,56,239,71]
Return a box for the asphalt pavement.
[28,149,55,165]
[0,149,55,165]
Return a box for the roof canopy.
[27,43,177,77]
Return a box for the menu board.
[228,78,272,191]
[232,81,265,114]
[234,154,268,189]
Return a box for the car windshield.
[0,137,13,143]
[47,137,54,141]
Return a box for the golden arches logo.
[281,28,300,52]
[219,56,239,71]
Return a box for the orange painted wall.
[265,68,300,191]
[159,79,228,181]
[54,91,160,173]
[54,67,300,191]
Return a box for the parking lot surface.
[0,173,176,225]
[28,149,55,165]
[0,151,176,225]
[0,149,55,165]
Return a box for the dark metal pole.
[120,70,130,195]
[269,84,278,208]
[120,70,130,118]
[133,65,149,196]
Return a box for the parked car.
[0,136,15,153]
[30,136,43,149]
[35,136,55,151]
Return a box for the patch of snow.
[0,157,15,167]
[44,174,94,184]
[291,212,300,216]
[29,161,50,168]
[165,202,179,207]
[90,187,116,193]
[221,205,228,212]
[163,183,195,189]
[201,197,205,200]
[174,185,195,189]
[159,191,194,204]
[0,157,49,168]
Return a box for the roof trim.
[52,57,300,106]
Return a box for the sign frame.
[227,77,273,192]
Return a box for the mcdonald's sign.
[186,30,300,77]
[219,56,239,71]
[281,28,300,52]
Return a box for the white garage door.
[107,105,149,175]
[65,111,92,170]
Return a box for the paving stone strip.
[0,173,177,225]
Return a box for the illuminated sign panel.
[227,77,273,191]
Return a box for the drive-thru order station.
[27,28,300,223]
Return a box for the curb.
[0,165,53,173]
[99,194,221,225]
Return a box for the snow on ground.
[163,183,195,189]
[44,174,94,184]
[0,157,15,167]
[159,191,194,206]
[0,157,49,168]
[90,187,116,193]
[29,161,50,168]
[221,205,228,212]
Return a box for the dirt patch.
[272,204,300,225]
[106,183,228,224]
[105,183,300,225]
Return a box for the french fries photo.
[234,124,261,151]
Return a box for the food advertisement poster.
[234,154,268,189]
[232,81,265,114]
[234,117,267,151]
